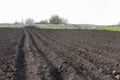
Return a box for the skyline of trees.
[0,15,68,24]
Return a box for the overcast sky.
[0,0,120,25]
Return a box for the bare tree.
[25,18,34,24]
[39,20,48,24]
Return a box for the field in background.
[0,24,24,28]
[1,24,120,32]
[97,26,120,31]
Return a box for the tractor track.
[14,29,26,80]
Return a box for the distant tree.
[61,18,68,24]
[39,20,48,24]
[14,21,21,24]
[25,18,34,24]
[49,15,68,24]
[117,21,120,26]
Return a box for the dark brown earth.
[0,27,120,80]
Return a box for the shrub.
[25,18,34,24]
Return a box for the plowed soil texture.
[0,27,120,80]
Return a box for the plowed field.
[0,27,120,80]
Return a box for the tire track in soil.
[14,29,26,80]
[26,29,63,80]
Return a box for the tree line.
[15,15,68,24]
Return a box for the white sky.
[0,0,120,25]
